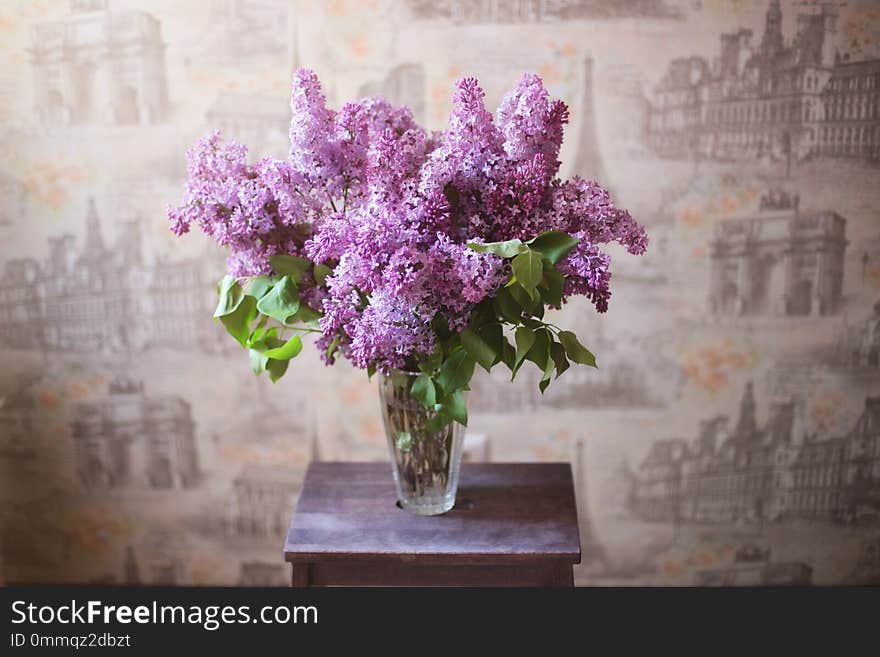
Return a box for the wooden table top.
[284,461,582,566]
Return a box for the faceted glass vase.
[378,370,465,516]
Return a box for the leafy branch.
[406,230,596,430]
[212,230,598,429]
[213,254,321,383]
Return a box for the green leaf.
[395,431,413,452]
[313,263,332,287]
[426,411,453,433]
[539,335,556,390]
[460,326,496,372]
[411,374,437,408]
[266,358,289,383]
[366,363,377,379]
[539,261,565,308]
[533,297,545,320]
[525,328,551,372]
[494,287,523,324]
[512,248,544,294]
[478,323,504,366]
[269,254,312,282]
[263,334,303,360]
[527,230,579,264]
[500,338,516,370]
[248,318,271,346]
[220,295,257,347]
[249,276,277,300]
[444,390,468,426]
[249,348,269,375]
[514,326,536,366]
[550,341,570,379]
[466,239,523,259]
[214,275,244,318]
[558,330,597,367]
[256,275,300,323]
[288,304,321,325]
[508,282,539,311]
[325,335,341,361]
[436,349,476,395]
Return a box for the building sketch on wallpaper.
[0,198,229,353]
[646,1,880,163]
[833,298,880,369]
[0,388,40,461]
[572,58,609,184]
[30,0,169,127]
[842,532,880,583]
[237,561,286,586]
[0,173,26,226]
[404,0,681,23]
[693,544,813,586]
[358,63,426,126]
[205,93,290,157]
[121,537,186,585]
[72,377,200,490]
[221,429,318,538]
[708,189,848,318]
[858,233,880,288]
[226,465,304,538]
[628,381,880,526]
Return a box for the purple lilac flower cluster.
[169,69,647,373]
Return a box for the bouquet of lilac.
[169,69,646,432]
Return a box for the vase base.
[397,493,456,516]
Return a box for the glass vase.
[378,370,465,516]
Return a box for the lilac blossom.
[169,68,647,373]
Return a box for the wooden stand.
[284,461,581,587]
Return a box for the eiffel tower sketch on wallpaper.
[572,57,609,185]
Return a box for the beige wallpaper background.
[1,0,879,586]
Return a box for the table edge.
[283,551,582,566]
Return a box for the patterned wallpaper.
[1,0,879,586]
